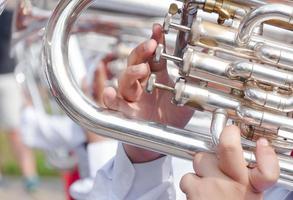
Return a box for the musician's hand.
[180,125,280,200]
[102,24,193,162]
[103,24,193,127]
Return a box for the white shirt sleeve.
[87,140,118,178]
[88,142,176,200]
[265,186,293,200]
[20,107,86,150]
[88,142,293,200]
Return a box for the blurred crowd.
[0,0,122,199]
[0,0,39,192]
[1,1,170,199]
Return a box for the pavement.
[0,176,65,200]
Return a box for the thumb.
[249,138,280,192]
[180,173,200,196]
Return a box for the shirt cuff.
[110,142,174,199]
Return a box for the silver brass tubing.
[185,50,293,89]
[278,128,293,142]
[44,0,218,161]
[188,71,244,90]
[210,109,228,146]
[231,0,265,6]
[173,81,293,131]
[245,87,293,112]
[174,80,241,110]
[162,53,183,63]
[236,4,293,46]
[187,50,229,76]
[232,0,291,6]
[172,80,293,180]
[156,44,184,63]
[255,44,293,71]
[190,18,238,46]
[228,61,293,88]
[189,18,293,69]
[170,22,191,32]
[236,106,293,131]
[154,83,175,93]
[44,0,293,189]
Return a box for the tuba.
[43,0,293,189]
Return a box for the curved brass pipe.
[43,0,293,189]
[237,4,293,46]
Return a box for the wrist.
[123,144,164,163]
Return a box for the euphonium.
[43,0,293,189]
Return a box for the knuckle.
[193,152,208,172]
[219,125,241,152]
[219,139,237,153]
[181,173,195,182]
[193,152,205,167]
[262,170,279,184]
[180,173,197,192]
[194,152,213,164]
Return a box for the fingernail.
[258,138,269,146]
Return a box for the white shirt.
[21,106,119,199]
[88,143,293,200]
[70,141,118,200]
[20,106,89,177]
[20,107,86,150]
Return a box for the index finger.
[127,39,157,66]
[148,23,167,72]
[217,125,249,184]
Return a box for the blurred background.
[0,0,63,199]
[0,0,174,199]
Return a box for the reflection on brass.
[267,19,293,31]
[199,37,218,47]
[204,0,217,13]
[169,3,179,15]
[215,6,231,24]
[204,0,247,23]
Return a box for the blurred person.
[20,52,120,200]
[87,24,293,200]
[21,95,116,200]
[0,4,39,192]
[20,97,95,199]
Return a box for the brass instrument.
[43,0,293,189]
